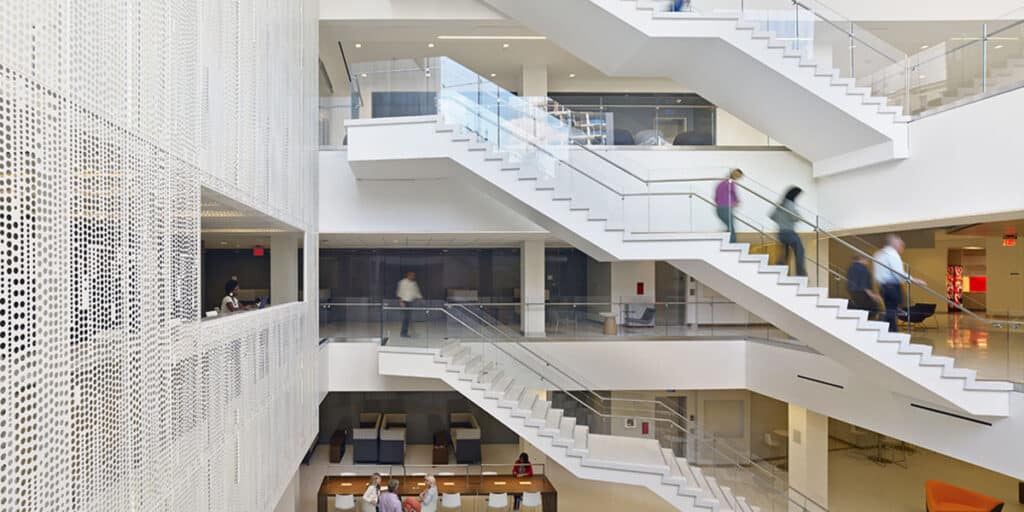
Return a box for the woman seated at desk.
[512,453,533,510]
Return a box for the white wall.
[817,87,1024,232]
[716,108,781,146]
[319,151,548,234]
[322,342,452,391]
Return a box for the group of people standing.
[715,171,923,333]
[362,473,436,512]
[358,453,533,512]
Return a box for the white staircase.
[347,116,1013,418]
[380,342,769,511]
[479,0,909,176]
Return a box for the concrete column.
[787,404,828,510]
[521,65,548,98]
[521,239,545,336]
[610,261,656,323]
[271,233,299,305]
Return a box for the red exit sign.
[1004,237,1017,247]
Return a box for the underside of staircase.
[480,0,909,176]
[379,343,765,512]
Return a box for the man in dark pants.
[396,271,422,337]
[872,235,925,332]
[846,255,881,319]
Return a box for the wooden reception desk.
[318,474,557,511]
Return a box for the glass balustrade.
[405,309,829,511]
[686,0,1024,116]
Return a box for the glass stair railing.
[395,305,828,511]
[686,0,1024,116]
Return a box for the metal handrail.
[790,0,905,65]
[445,303,517,339]
[569,141,994,324]
[399,306,825,510]
[908,18,1024,71]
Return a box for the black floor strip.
[797,374,845,389]
[910,403,992,426]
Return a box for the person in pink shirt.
[714,168,743,243]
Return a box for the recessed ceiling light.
[490,73,497,77]
[502,43,510,48]
[919,74,926,79]
[995,44,1005,49]
[920,44,929,49]
[354,43,362,48]
[963,246,984,250]
[427,43,435,48]
[568,73,576,78]
[360,73,367,78]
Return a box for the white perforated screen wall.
[0,1,318,511]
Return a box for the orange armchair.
[926,480,1004,512]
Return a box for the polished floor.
[907,312,1024,383]
[828,441,1024,512]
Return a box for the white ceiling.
[201,188,302,249]
[319,18,1024,98]
[318,19,669,94]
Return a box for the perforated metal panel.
[0,1,318,511]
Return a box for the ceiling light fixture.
[436,35,546,40]
[427,43,435,48]
[502,43,510,48]
[490,73,497,77]
[995,44,1005,49]
[354,43,362,48]
[919,74,926,79]
[920,44,929,49]
[360,73,367,78]
[568,73,576,78]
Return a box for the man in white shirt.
[873,235,925,332]
[396,271,423,337]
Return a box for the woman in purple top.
[714,168,743,243]
[379,479,403,512]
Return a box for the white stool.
[441,492,462,512]
[521,492,542,511]
[334,494,356,511]
[487,492,509,511]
